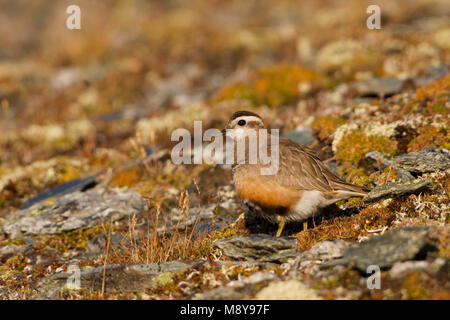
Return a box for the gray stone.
[366,148,450,183]
[293,240,351,269]
[282,127,315,145]
[213,235,300,263]
[389,259,446,279]
[2,187,149,237]
[364,179,431,203]
[365,151,414,181]
[323,226,432,271]
[35,260,204,297]
[393,147,450,174]
[227,271,279,288]
[0,244,31,262]
[19,173,102,210]
[352,78,405,97]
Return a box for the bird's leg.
[276,217,285,237]
[303,220,308,231]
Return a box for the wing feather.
[266,138,369,194]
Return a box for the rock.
[323,226,432,272]
[282,127,315,145]
[352,78,405,97]
[389,259,446,279]
[254,280,321,300]
[365,151,414,181]
[364,179,431,203]
[317,40,372,73]
[213,235,299,263]
[20,173,101,210]
[227,271,279,288]
[35,260,203,298]
[2,187,149,237]
[393,147,450,174]
[366,148,450,176]
[293,240,351,269]
[0,243,31,262]
[194,287,243,300]
[158,204,217,234]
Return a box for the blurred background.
[0,0,449,300]
[0,0,449,209]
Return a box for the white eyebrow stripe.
[233,116,262,125]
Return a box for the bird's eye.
[237,119,246,126]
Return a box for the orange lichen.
[311,117,347,141]
[413,74,450,115]
[214,65,323,107]
[407,126,450,152]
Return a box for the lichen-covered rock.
[293,240,351,269]
[352,78,405,97]
[20,173,102,210]
[323,226,432,271]
[35,260,203,298]
[213,235,299,263]
[393,147,450,173]
[365,151,414,181]
[2,187,149,237]
[316,39,374,74]
[389,259,446,279]
[364,179,431,203]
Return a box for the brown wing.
[269,138,369,194]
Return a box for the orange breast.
[234,175,301,208]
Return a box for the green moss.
[0,254,26,276]
[214,227,238,240]
[214,65,323,107]
[313,276,340,290]
[336,130,398,164]
[154,272,174,287]
[39,224,108,253]
[431,104,448,114]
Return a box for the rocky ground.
[0,0,449,300]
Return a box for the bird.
[222,110,369,237]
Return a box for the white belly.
[286,190,337,222]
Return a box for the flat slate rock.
[323,226,432,271]
[364,179,431,203]
[365,151,414,181]
[20,173,102,210]
[213,234,299,263]
[393,147,450,173]
[35,260,203,297]
[366,147,450,177]
[2,187,149,237]
[293,240,351,269]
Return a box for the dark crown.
[229,110,262,122]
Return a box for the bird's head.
[222,111,265,139]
